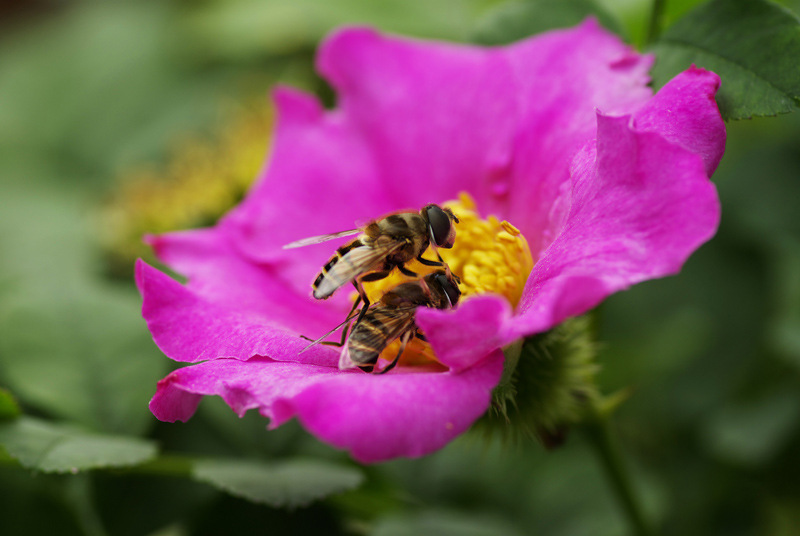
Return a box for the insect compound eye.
[425,205,456,248]
[434,273,461,308]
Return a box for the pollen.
[359,192,534,369]
[440,192,533,308]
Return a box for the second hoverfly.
[339,269,462,374]
[284,204,459,308]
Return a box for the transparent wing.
[341,307,417,369]
[313,241,404,299]
[338,344,357,370]
[362,307,417,347]
[282,229,360,249]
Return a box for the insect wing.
[366,307,417,347]
[338,344,357,370]
[343,306,417,369]
[314,241,404,299]
[282,229,360,249]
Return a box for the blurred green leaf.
[182,0,501,61]
[192,459,363,508]
[371,511,525,536]
[471,0,624,45]
[651,0,800,120]
[767,240,800,370]
[0,2,255,180]
[0,417,157,473]
[0,388,21,421]
[0,177,94,292]
[0,176,166,436]
[0,289,167,436]
[701,389,800,466]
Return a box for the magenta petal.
[415,295,512,373]
[316,22,653,243]
[149,353,503,463]
[501,20,654,255]
[146,227,343,334]
[274,351,504,463]
[224,87,395,266]
[228,21,655,266]
[633,66,726,175]
[510,110,720,338]
[149,358,342,422]
[136,259,338,367]
[317,26,519,212]
[139,21,727,464]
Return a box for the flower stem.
[583,398,654,536]
[646,0,667,45]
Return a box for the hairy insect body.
[341,270,461,374]
[287,204,462,374]
[310,209,454,301]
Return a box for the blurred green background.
[2,0,800,535]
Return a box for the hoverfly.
[283,205,459,319]
[338,269,462,374]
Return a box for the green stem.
[646,0,667,45]
[118,454,195,477]
[64,474,109,536]
[583,399,654,536]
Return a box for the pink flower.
[138,19,725,463]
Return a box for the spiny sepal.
[475,315,600,446]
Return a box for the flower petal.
[226,21,655,270]
[223,87,395,267]
[510,105,721,338]
[150,353,504,464]
[501,19,654,256]
[146,227,344,334]
[136,259,339,366]
[415,294,512,373]
[633,66,726,175]
[317,20,654,257]
[149,358,343,422]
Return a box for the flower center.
[359,192,534,368]
[439,193,533,308]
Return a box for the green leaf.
[651,0,800,120]
[192,459,364,508]
[0,388,21,421]
[471,0,624,45]
[769,240,800,370]
[183,0,502,61]
[372,511,526,536]
[700,388,800,465]
[0,288,167,436]
[0,182,167,436]
[0,417,157,473]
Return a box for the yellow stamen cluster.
[361,192,534,367]
[441,193,534,308]
[97,100,273,276]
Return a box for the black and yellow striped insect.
[283,205,459,308]
[339,269,461,374]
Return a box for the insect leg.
[416,255,444,267]
[359,270,393,283]
[397,265,419,278]
[376,330,413,375]
[352,276,379,327]
[352,267,395,325]
[300,300,362,352]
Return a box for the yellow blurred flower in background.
[98,100,274,276]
